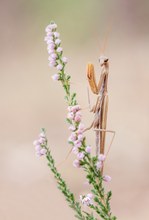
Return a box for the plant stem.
[46,148,85,220]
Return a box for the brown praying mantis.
[58,55,115,171]
[85,55,115,167]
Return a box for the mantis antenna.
[99,19,113,55]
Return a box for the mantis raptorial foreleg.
[87,64,98,95]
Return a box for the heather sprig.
[34,21,117,220]
[34,129,99,220]
[44,21,70,98]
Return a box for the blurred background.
[0,0,149,219]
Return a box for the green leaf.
[106,191,112,211]
[66,118,72,125]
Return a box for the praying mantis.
[59,55,115,168]
[58,42,115,171]
[85,55,115,164]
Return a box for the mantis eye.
[99,56,109,64]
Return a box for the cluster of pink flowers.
[44,22,68,81]
[80,193,93,206]
[67,105,92,168]
[95,154,111,182]
[96,153,106,170]
[33,132,47,157]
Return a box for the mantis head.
[99,55,109,67]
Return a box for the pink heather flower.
[48,48,55,55]
[76,111,82,117]
[55,39,61,45]
[72,147,78,154]
[51,74,59,81]
[80,194,93,206]
[51,53,57,59]
[67,112,74,120]
[74,114,81,122]
[48,56,56,62]
[44,36,52,42]
[34,131,47,157]
[75,105,81,111]
[85,145,91,154]
[46,39,54,44]
[45,24,52,32]
[56,64,63,71]
[87,193,93,199]
[62,57,68,64]
[39,132,46,138]
[98,154,106,162]
[68,133,77,143]
[47,43,55,50]
[40,148,47,155]
[71,105,81,113]
[96,161,102,170]
[77,134,84,141]
[68,125,76,131]
[49,61,56,67]
[77,128,84,135]
[74,140,82,148]
[47,39,54,45]
[77,152,84,160]
[73,159,80,168]
[47,29,53,33]
[71,107,77,113]
[49,23,57,30]
[35,145,41,151]
[38,137,45,144]
[103,175,112,182]
[78,123,85,131]
[71,132,77,139]
[35,146,46,157]
[46,32,53,37]
[47,38,54,43]
[57,47,63,53]
[53,32,60,38]
[75,142,82,148]
[68,136,76,143]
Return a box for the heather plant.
[33,21,117,220]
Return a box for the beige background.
[0,0,149,219]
